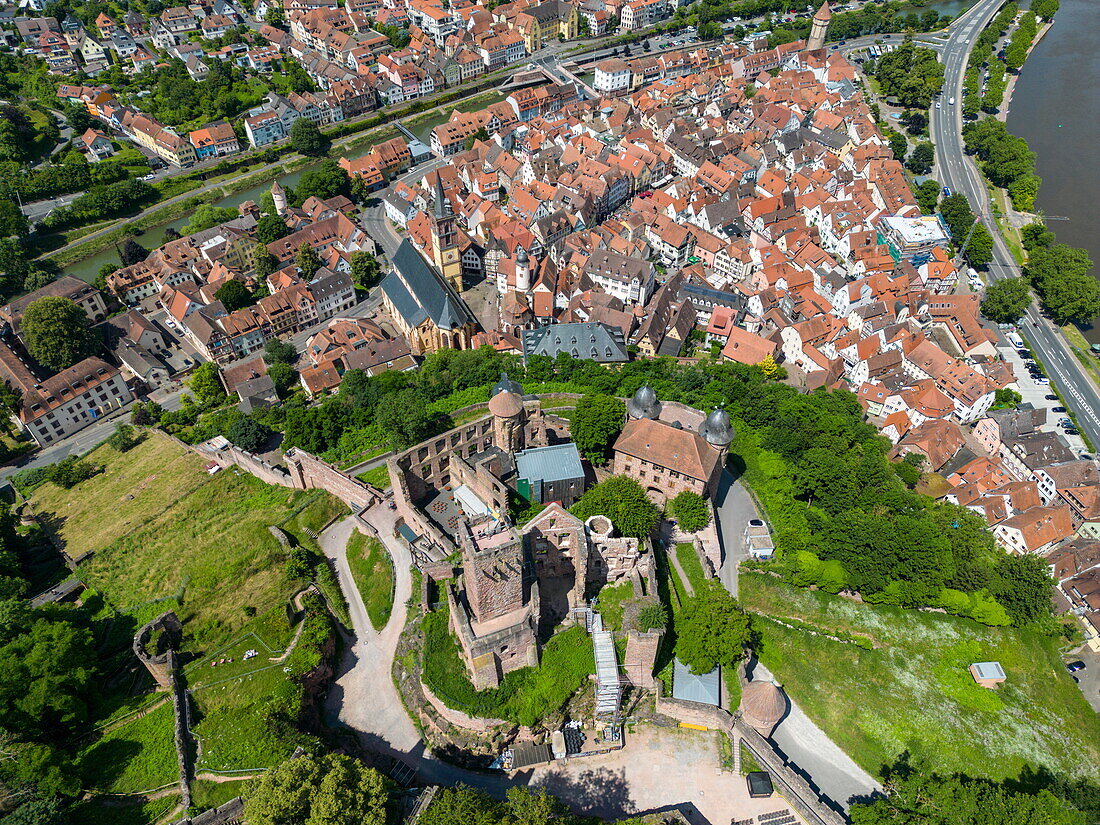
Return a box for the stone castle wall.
[284,448,380,511]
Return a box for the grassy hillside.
[740,572,1100,783]
[31,431,344,652]
[29,432,347,805]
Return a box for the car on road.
[948,97,956,105]
[1053,406,1067,413]
[1066,660,1086,673]
[935,102,941,108]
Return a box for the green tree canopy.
[571,475,659,540]
[188,361,226,406]
[264,338,297,365]
[675,580,751,675]
[350,250,383,289]
[1025,243,1099,324]
[289,117,328,157]
[668,490,711,532]
[291,159,351,206]
[245,752,388,825]
[20,297,99,372]
[980,277,1031,323]
[181,204,237,235]
[227,416,271,452]
[214,279,254,313]
[296,243,323,279]
[569,394,625,465]
[873,37,945,108]
[256,214,290,244]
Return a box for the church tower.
[807,1,831,51]
[430,172,464,293]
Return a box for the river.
[1006,0,1100,337]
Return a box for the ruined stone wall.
[168,650,193,810]
[199,440,294,487]
[134,611,182,688]
[168,798,244,825]
[623,630,662,689]
[447,583,538,691]
[450,454,510,516]
[464,539,525,623]
[284,448,379,511]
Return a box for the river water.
[1006,0,1100,335]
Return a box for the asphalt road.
[930,0,1100,448]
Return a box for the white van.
[1008,332,1025,349]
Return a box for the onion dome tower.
[699,407,735,465]
[627,385,662,420]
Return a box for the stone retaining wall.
[169,798,244,825]
[419,679,508,732]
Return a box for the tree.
[668,490,711,532]
[227,416,272,452]
[914,179,940,214]
[296,243,323,279]
[1021,221,1055,252]
[1025,243,1100,324]
[350,250,383,289]
[698,19,722,39]
[463,127,489,151]
[263,4,284,25]
[289,117,328,157]
[1031,0,1059,21]
[92,262,118,294]
[905,141,934,175]
[872,37,945,108]
[264,338,297,365]
[570,394,625,464]
[572,475,660,540]
[266,362,297,397]
[0,198,27,238]
[214,279,254,313]
[188,361,226,405]
[255,214,290,244]
[850,764,1085,825]
[980,277,1031,323]
[886,130,908,162]
[245,752,387,825]
[253,243,279,280]
[1008,172,1041,211]
[20,297,98,372]
[292,159,351,205]
[118,237,148,266]
[106,423,142,452]
[181,204,237,235]
[675,581,751,675]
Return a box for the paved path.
[713,469,758,598]
[750,665,880,811]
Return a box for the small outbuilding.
[969,661,1006,688]
[746,771,774,798]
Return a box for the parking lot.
[998,336,1092,456]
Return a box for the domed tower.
[627,385,661,420]
[515,246,531,292]
[489,374,525,454]
[807,1,831,51]
[699,407,735,466]
[740,680,787,737]
[270,180,287,216]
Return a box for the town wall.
[284,448,380,511]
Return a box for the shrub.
[668,491,711,532]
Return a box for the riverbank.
[997,19,1055,122]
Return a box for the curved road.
[930,0,1100,445]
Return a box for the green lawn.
[675,543,708,592]
[346,530,395,631]
[39,432,345,653]
[77,702,179,794]
[190,777,251,811]
[357,465,391,490]
[740,573,1100,782]
[422,606,594,727]
[69,794,181,825]
[595,579,635,632]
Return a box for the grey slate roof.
[673,658,720,706]
[516,443,585,485]
[521,322,627,363]
[382,239,475,331]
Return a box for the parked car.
[1045,394,1059,400]
[1035,377,1050,385]
[1080,454,1094,461]
[1064,428,1079,435]
[943,186,952,197]
[1016,348,1031,357]
[1053,406,1067,413]
[1066,660,1086,673]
